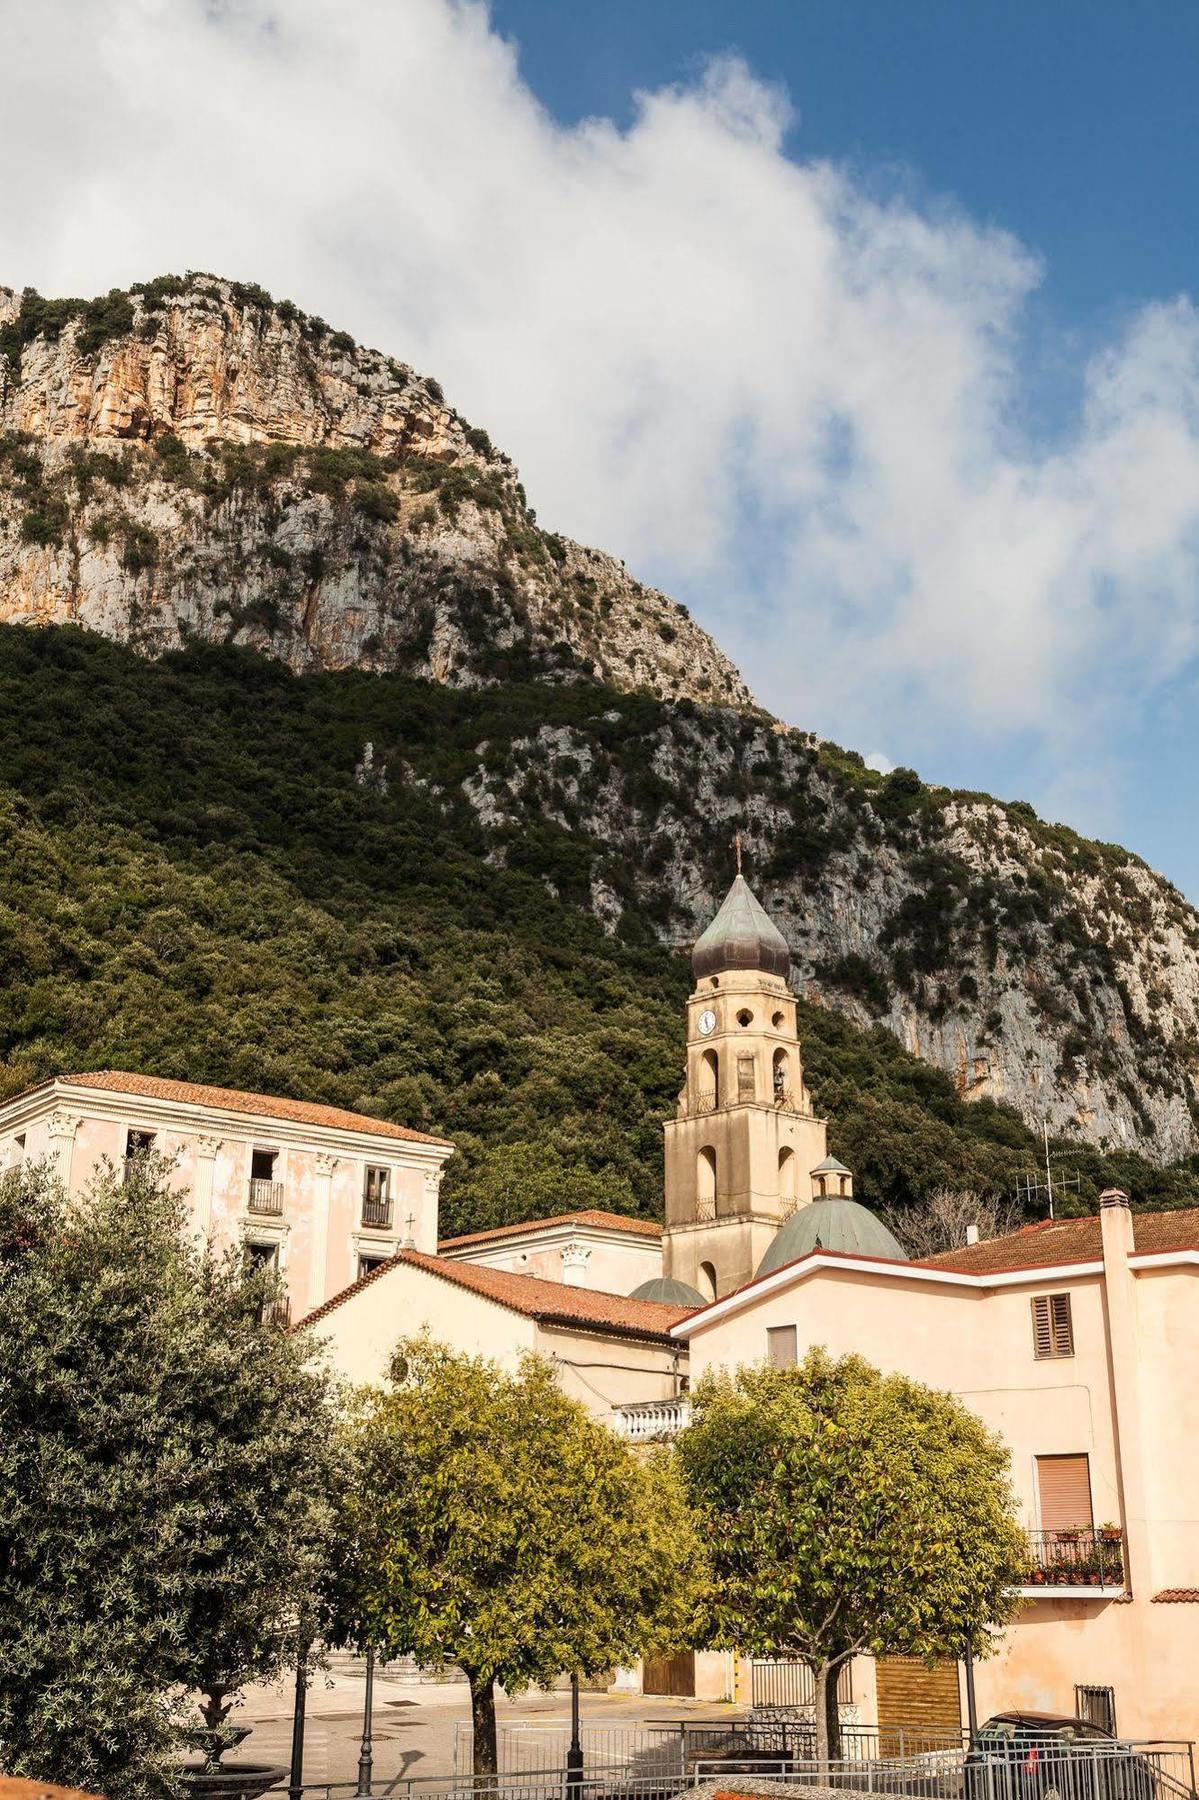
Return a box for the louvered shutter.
[1037,1454,1093,1533]
[1032,1293,1073,1357]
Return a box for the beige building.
[672,1193,1199,1742]
[439,1209,664,1295]
[0,1070,454,1315]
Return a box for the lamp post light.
[357,1644,376,1797]
[565,1673,583,1800]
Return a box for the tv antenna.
[1016,1118,1080,1221]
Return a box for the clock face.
[697,1008,717,1037]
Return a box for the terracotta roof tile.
[300,1247,692,1341]
[44,1071,452,1147]
[924,1207,1199,1276]
[439,1210,662,1250]
[1152,1588,1199,1603]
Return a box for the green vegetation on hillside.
[0,626,1193,1231]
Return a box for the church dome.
[630,1276,709,1307]
[692,875,792,981]
[755,1198,909,1277]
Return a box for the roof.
[691,875,791,981]
[811,1155,852,1175]
[925,1207,1199,1275]
[301,1247,693,1341]
[439,1210,662,1250]
[630,1275,710,1305]
[33,1071,452,1147]
[1153,1589,1199,1603]
[756,1198,909,1277]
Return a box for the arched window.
[772,1047,789,1102]
[778,1146,797,1211]
[696,1146,717,1219]
[701,1047,719,1109]
[698,1260,718,1302]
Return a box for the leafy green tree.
[677,1350,1028,1764]
[338,1337,706,1776]
[0,1157,334,1799]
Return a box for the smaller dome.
[692,875,791,981]
[755,1198,908,1278]
[630,1276,709,1307]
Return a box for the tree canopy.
[676,1349,1029,1762]
[338,1337,706,1774]
[0,1156,334,1799]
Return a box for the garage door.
[642,1651,695,1696]
[876,1656,962,1749]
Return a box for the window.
[696,1147,717,1219]
[1037,1454,1093,1535]
[362,1166,392,1228]
[1075,1686,1116,1736]
[698,1260,717,1302]
[1032,1292,1074,1359]
[767,1325,798,1369]
[358,1253,391,1281]
[244,1239,279,1272]
[250,1147,277,1183]
[736,1054,756,1101]
[125,1128,155,1157]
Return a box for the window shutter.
[767,1325,798,1369]
[1032,1292,1073,1357]
[1037,1454,1093,1533]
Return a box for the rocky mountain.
[2,273,1198,1166]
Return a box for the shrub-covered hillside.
[0,625,1193,1232]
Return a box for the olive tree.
[676,1349,1028,1763]
[0,1157,334,1799]
[337,1337,706,1776]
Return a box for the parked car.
[965,1713,1155,1800]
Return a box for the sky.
[3,1,1199,892]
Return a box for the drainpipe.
[1098,1190,1150,1595]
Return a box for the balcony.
[613,1397,692,1441]
[1022,1527,1126,1594]
[247,1178,285,1217]
[361,1191,393,1230]
[688,1087,718,1116]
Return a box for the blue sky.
[485,0,1199,892]
[4,0,1199,895]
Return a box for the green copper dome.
[630,1276,709,1306]
[755,1198,909,1277]
[692,875,792,981]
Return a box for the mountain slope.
[0,274,748,707]
[2,272,1198,1163]
[0,625,1193,1232]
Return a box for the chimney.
[965,1224,980,1246]
[1099,1187,1134,1262]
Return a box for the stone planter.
[179,1763,287,1800]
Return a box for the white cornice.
[440,1221,660,1259]
[3,1080,452,1169]
[671,1243,1199,1339]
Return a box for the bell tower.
[662,865,830,1301]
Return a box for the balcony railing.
[247,1178,285,1217]
[613,1397,692,1441]
[689,1087,718,1115]
[361,1192,393,1230]
[1025,1527,1126,1589]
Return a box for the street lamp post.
[357,1643,376,1797]
[963,1639,979,1741]
[565,1673,583,1800]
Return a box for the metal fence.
[750,1659,854,1709]
[267,1735,1198,1800]
[452,1723,685,1781]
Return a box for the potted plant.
[1100,1522,1123,1544]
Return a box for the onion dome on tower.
[630,1275,709,1307]
[692,874,792,981]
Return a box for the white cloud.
[864,753,895,776]
[4,0,1199,775]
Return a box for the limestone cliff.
[2,273,1198,1162]
[0,275,749,706]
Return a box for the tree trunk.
[813,1660,842,1768]
[469,1671,498,1784]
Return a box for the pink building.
[675,1189,1199,1743]
[0,1071,454,1314]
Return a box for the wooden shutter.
[1037,1454,1093,1533]
[767,1324,798,1369]
[876,1657,962,1741]
[1032,1292,1074,1358]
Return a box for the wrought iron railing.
[361,1192,392,1230]
[1025,1526,1126,1588]
[248,1178,285,1216]
[689,1086,718,1115]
